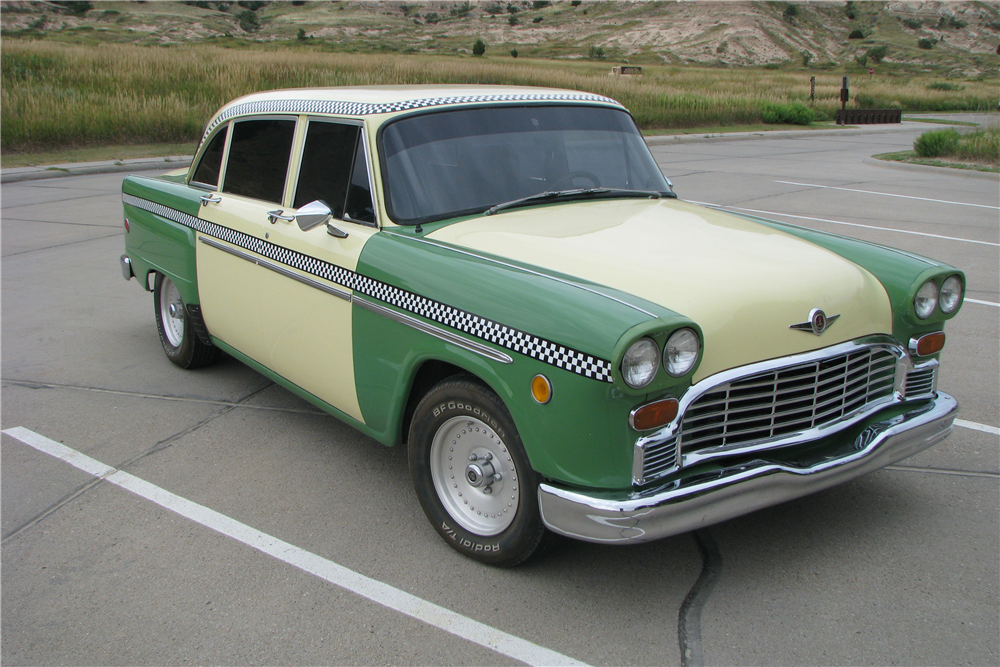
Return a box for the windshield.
[380,105,671,224]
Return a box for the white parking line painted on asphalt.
[776,181,1000,210]
[955,420,1000,436]
[689,201,1000,247]
[1,427,588,667]
[964,298,1000,308]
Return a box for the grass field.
[2,40,998,154]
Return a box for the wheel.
[550,170,602,190]
[153,272,220,369]
[408,377,553,566]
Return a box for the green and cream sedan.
[121,86,963,566]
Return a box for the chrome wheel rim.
[159,277,185,348]
[430,416,519,536]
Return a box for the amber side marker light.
[531,374,552,404]
[910,332,946,357]
[630,398,679,431]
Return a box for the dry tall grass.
[2,41,997,151]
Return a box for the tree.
[801,50,812,67]
[296,28,306,41]
[511,49,518,58]
[508,15,518,25]
[588,45,605,59]
[867,44,888,64]
[782,4,798,22]
[473,38,486,56]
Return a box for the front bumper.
[538,392,957,544]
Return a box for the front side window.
[380,105,670,224]
[293,120,375,225]
[222,118,296,204]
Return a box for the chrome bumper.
[538,393,958,544]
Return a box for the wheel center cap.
[465,460,495,487]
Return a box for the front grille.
[679,347,898,454]
[904,365,937,398]
[638,345,902,484]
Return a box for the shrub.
[532,1,550,9]
[801,50,812,67]
[855,53,868,67]
[450,2,472,17]
[473,38,486,56]
[848,29,864,39]
[918,37,935,49]
[532,16,543,23]
[903,18,921,29]
[867,45,888,63]
[955,128,1000,165]
[424,12,439,23]
[511,49,518,58]
[53,1,93,15]
[914,128,960,157]
[296,28,306,41]
[571,0,582,5]
[588,45,605,59]
[507,4,518,13]
[508,15,518,25]
[926,82,964,91]
[237,9,259,32]
[761,101,813,125]
[782,4,798,21]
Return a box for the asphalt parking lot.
[3,119,998,666]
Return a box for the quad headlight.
[621,338,660,388]
[914,280,939,320]
[664,328,700,377]
[939,275,963,314]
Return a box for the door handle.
[199,194,222,206]
[267,209,295,224]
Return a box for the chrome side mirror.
[296,200,333,231]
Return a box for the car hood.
[426,198,893,382]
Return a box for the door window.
[293,120,376,225]
[222,118,296,204]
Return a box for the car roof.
[201,85,623,142]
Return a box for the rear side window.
[223,118,296,203]
[191,126,228,189]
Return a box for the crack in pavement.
[2,379,328,416]
[678,529,722,667]
[1,231,123,258]
[1,216,121,228]
[1,382,276,544]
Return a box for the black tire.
[153,272,220,369]
[408,376,553,566]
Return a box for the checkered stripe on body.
[122,195,615,383]
[202,92,622,142]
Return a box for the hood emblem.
[790,308,840,336]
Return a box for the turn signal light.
[910,332,946,357]
[531,374,552,404]
[630,398,679,431]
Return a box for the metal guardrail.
[836,109,902,125]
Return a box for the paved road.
[2,125,997,666]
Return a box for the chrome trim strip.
[353,296,513,365]
[542,392,958,544]
[198,236,351,301]
[382,231,658,319]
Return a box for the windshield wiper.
[485,188,664,216]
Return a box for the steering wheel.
[550,170,602,190]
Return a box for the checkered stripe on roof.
[201,92,622,141]
[122,194,614,383]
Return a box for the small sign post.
[840,76,849,111]
[869,67,875,76]
[810,76,816,103]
